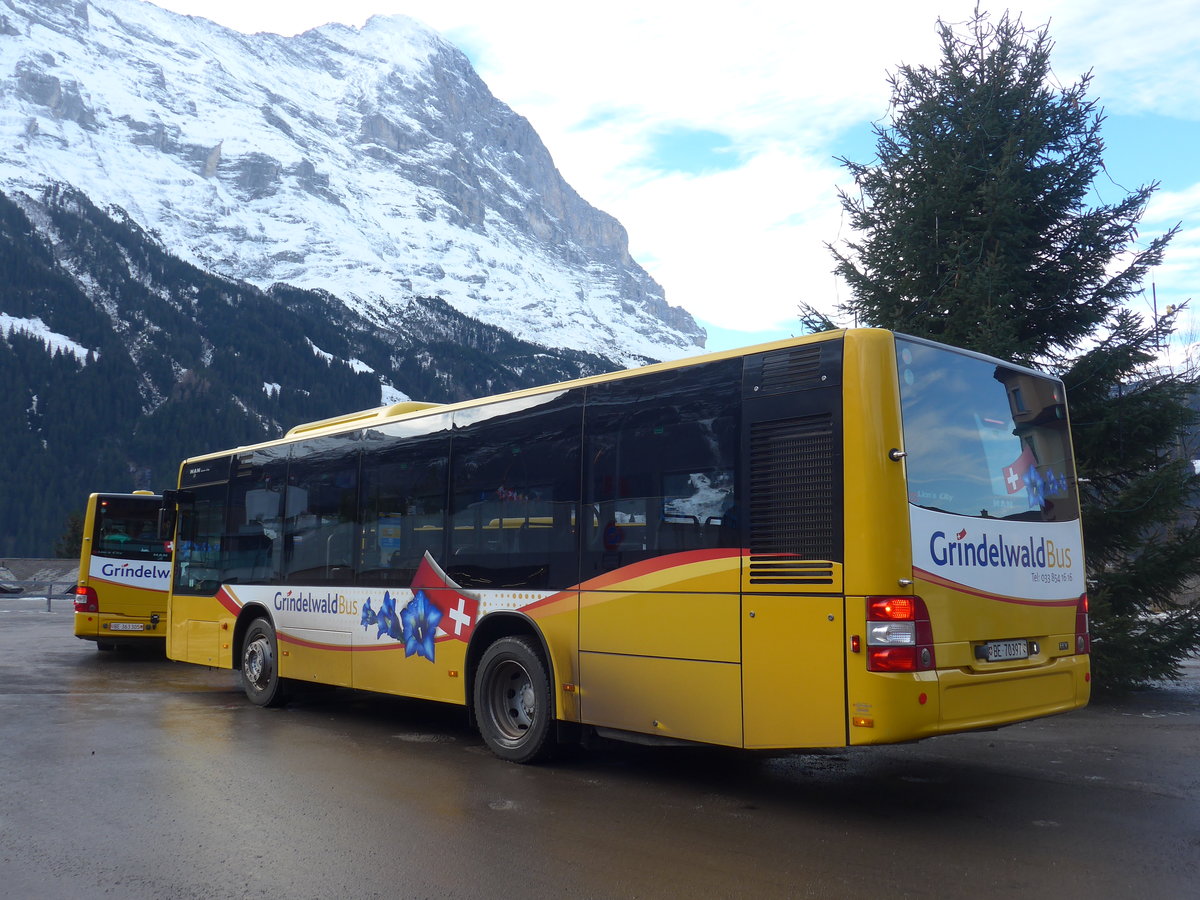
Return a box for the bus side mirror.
[158,490,194,541]
[157,507,176,542]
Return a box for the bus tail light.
[74,585,99,613]
[1075,593,1090,655]
[866,596,936,672]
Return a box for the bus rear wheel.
[241,618,287,708]
[474,636,555,764]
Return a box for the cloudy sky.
[152,0,1200,355]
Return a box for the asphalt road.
[2,598,1197,899]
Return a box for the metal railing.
[0,580,77,611]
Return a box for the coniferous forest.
[0,185,619,556]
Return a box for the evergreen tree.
[55,511,84,559]
[828,9,1200,689]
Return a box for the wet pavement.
[2,598,1198,898]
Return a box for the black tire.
[241,618,287,708]
[474,635,555,764]
[96,641,116,652]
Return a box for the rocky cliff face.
[0,0,705,364]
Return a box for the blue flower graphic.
[401,590,442,661]
[1026,466,1046,509]
[360,597,377,629]
[375,591,402,641]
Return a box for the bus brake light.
[74,585,99,613]
[866,595,936,672]
[1075,593,1090,655]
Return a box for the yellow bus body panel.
[350,637,466,702]
[578,551,743,744]
[579,652,743,746]
[166,593,225,666]
[280,628,354,688]
[741,593,846,748]
[840,330,912,597]
[580,590,740,662]
[526,591,582,723]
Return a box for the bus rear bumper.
[848,654,1090,745]
[74,612,165,643]
[935,654,1091,735]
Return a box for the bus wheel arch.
[231,604,273,669]
[467,615,557,763]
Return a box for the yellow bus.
[163,329,1090,762]
[74,492,172,650]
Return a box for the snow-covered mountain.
[0,0,705,364]
[0,183,625,556]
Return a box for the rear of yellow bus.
[73,492,172,650]
[843,332,1090,743]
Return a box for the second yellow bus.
[73,492,172,650]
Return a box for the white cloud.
[1147,183,1200,225]
[1142,183,1200,351]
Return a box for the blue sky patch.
[1098,113,1200,195]
[701,320,798,353]
[574,108,625,131]
[442,27,486,70]
[828,121,883,168]
[643,127,741,175]
[826,113,1200,201]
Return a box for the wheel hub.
[245,639,268,684]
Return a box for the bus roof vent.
[758,345,824,395]
[748,413,838,581]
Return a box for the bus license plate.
[985,639,1029,662]
[108,623,145,632]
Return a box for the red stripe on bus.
[578,547,744,592]
[913,567,1079,606]
[215,587,243,616]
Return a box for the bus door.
[740,342,847,749]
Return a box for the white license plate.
[985,639,1029,662]
[108,622,145,632]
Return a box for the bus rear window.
[896,337,1079,522]
[93,496,171,561]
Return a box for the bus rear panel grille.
[749,414,837,580]
[747,557,835,585]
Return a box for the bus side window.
[282,434,360,585]
[212,448,289,586]
[358,433,450,586]
[583,359,741,574]
[447,391,583,590]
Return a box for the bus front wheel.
[241,618,286,708]
[474,636,555,764]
